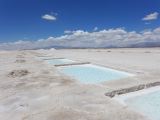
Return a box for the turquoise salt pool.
[45,58,75,65]
[60,64,133,84]
[115,87,160,120]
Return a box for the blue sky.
[0,0,160,43]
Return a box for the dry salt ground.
[1,48,160,120]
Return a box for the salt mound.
[8,69,29,77]
[15,59,26,63]
[16,55,25,58]
[49,48,56,51]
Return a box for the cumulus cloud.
[93,27,98,31]
[42,14,57,21]
[1,27,160,50]
[64,30,73,34]
[142,12,159,21]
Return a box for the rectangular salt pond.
[44,58,75,65]
[114,87,160,120]
[60,64,133,84]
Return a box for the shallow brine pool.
[115,87,160,120]
[45,58,75,65]
[60,64,133,84]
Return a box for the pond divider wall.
[55,62,90,67]
[105,81,160,98]
[42,57,65,60]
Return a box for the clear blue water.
[45,59,74,65]
[125,91,160,120]
[61,64,133,84]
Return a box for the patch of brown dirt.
[15,59,26,63]
[8,69,30,78]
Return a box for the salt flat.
[1,48,159,120]
[53,48,160,90]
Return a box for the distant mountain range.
[128,41,160,48]
[38,41,160,49]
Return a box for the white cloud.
[64,30,73,34]
[42,14,57,21]
[142,12,159,21]
[93,27,98,31]
[1,27,160,50]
